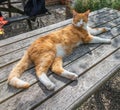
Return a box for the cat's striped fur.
[8,10,111,90]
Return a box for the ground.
[0,4,120,110]
[0,5,66,40]
[77,71,120,110]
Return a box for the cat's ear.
[84,10,90,17]
[72,10,78,17]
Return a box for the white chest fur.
[76,41,82,46]
[56,44,66,57]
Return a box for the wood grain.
[1,23,120,84]
[1,12,120,68]
[1,11,120,83]
[0,8,110,46]
[0,8,120,110]
[0,27,63,57]
[0,33,120,108]
[35,49,120,110]
[0,8,117,56]
[0,19,72,47]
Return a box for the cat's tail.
[8,52,31,89]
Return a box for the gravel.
[0,5,66,40]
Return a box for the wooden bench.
[0,8,120,110]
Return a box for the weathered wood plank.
[100,17,120,28]
[0,62,16,83]
[1,11,120,68]
[0,36,37,56]
[1,22,120,84]
[0,8,117,56]
[0,19,120,103]
[90,8,117,16]
[0,19,71,47]
[0,45,94,83]
[0,44,99,103]
[35,50,120,110]
[0,47,27,67]
[89,7,110,16]
[0,20,120,67]
[0,8,120,109]
[0,9,120,82]
[89,10,120,27]
[0,27,62,56]
[0,33,120,109]
[0,8,110,47]
[89,8,118,21]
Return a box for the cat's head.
[72,10,90,27]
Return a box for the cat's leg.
[8,52,31,89]
[88,35,111,44]
[51,57,78,80]
[87,26,111,35]
[35,52,56,90]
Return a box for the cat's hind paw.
[39,73,56,90]
[61,70,78,80]
[70,73,78,80]
[46,82,56,90]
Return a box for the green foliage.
[73,0,120,12]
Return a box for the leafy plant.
[73,0,120,12]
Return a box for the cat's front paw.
[103,27,111,32]
[61,70,78,80]
[68,73,78,80]
[105,39,112,43]
[62,71,78,80]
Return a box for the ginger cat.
[8,10,111,90]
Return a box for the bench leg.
[8,0,12,17]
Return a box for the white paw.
[39,73,55,90]
[69,73,78,80]
[104,27,111,31]
[61,70,78,80]
[46,82,55,90]
[105,39,111,43]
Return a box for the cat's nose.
[79,19,83,24]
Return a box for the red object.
[0,16,8,35]
[0,17,8,25]
[0,16,8,29]
[0,16,4,20]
